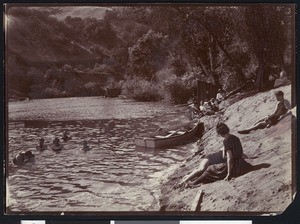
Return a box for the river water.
[7,97,197,213]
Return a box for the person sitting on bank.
[203,99,214,115]
[238,90,291,134]
[190,100,200,113]
[13,150,35,166]
[267,74,277,89]
[210,98,219,112]
[216,89,225,103]
[174,123,251,188]
[51,138,64,152]
[36,138,47,152]
[199,101,204,111]
[187,99,201,119]
[274,67,290,88]
[198,101,206,116]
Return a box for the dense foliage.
[6,5,294,103]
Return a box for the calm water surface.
[7,97,196,212]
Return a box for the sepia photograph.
[5,4,296,214]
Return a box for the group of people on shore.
[175,89,293,189]
[188,89,225,119]
[12,131,91,166]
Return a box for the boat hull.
[135,122,204,148]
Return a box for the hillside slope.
[6,8,108,63]
[160,84,294,213]
[5,6,151,99]
[6,7,147,64]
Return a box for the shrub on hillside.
[83,82,106,96]
[122,77,162,101]
[44,87,67,98]
[162,76,193,104]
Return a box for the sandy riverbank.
[159,84,295,214]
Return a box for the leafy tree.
[244,5,292,90]
[175,6,247,90]
[6,5,294,102]
[127,30,169,80]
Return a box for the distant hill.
[6,7,109,63]
[6,6,147,64]
[5,6,150,99]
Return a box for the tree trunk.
[208,37,220,86]
[189,23,217,85]
[255,58,265,91]
[208,37,215,71]
[202,24,245,84]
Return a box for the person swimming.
[36,138,48,151]
[62,131,71,142]
[51,138,64,152]
[13,150,35,166]
[82,140,91,152]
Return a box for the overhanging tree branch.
[175,7,246,84]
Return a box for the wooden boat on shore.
[135,121,204,148]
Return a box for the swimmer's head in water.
[53,138,60,145]
[63,131,69,135]
[39,138,45,145]
[25,151,32,156]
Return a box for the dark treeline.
[6,5,294,103]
